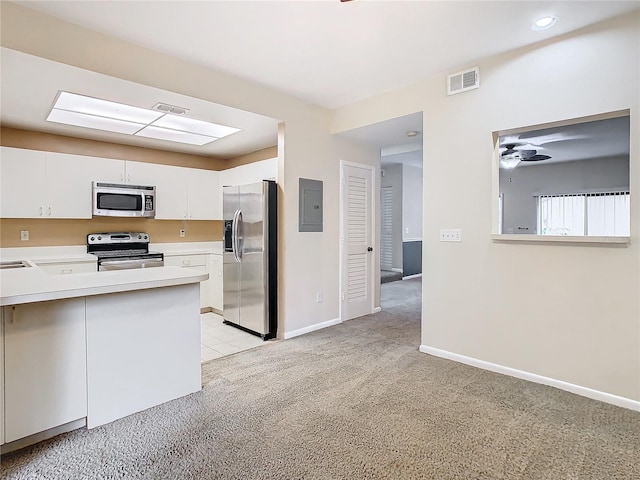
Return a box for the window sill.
[491,234,630,246]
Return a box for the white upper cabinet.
[1,146,225,221]
[0,147,46,218]
[186,168,220,220]
[46,152,125,218]
[0,147,123,219]
[219,158,277,187]
[127,161,188,220]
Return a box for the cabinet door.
[126,161,188,219]
[210,254,223,311]
[0,146,46,218]
[4,299,87,442]
[165,254,209,308]
[186,169,220,220]
[45,153,125,218]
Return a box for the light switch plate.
[440,228,462,242]
[20,230,29,241]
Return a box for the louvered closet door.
[380,186,393,271]
[342,164,374,320]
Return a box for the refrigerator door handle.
[236,209,244,262]
[232,209,240,263]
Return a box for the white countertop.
[155,241,223,255]
[0,264,208,306]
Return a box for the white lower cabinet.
[165,254,210,309]
[3,299,87,443]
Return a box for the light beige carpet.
[2,278,639,479]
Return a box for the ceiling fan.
[499,131,588,168]
[500,143,551,162]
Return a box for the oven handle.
[99,258,164,271]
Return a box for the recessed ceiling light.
[46,91,241,146]
[406,130,420,137]
[532,16,558,31]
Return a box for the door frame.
[339,160,377,322]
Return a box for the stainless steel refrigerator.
[223,180,277,339]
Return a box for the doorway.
[335,112,424,335]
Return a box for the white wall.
[500,156,629,234]
[381,164,403,270]
[402,164,423,241]
[332,13,640,402]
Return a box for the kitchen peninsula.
[0,261,207,452]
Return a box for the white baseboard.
[419,345,640,412]
[402,273,422,280]
[391,268,403,273]
[373,307,382,313]
[284,318,342,340]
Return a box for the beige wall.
[332,13,640,402]
[1,218,222,247]
[226,146,277,169]
[1,127,226,170]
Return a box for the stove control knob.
[144,235,148,240]
[97,236,102,241]
[138,235,142,239]
[90,236,95,241]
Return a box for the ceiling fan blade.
[521,154,551,162]
[518,150,537,159]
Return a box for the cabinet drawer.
[37,262,96,275]
[164,254,207,268]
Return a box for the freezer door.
[238,182,268,334]
[223,186,240,326]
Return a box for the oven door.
[99,258,164,271]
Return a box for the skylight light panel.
[135,125,217,146]
[152,115,240,138]
[46,109,145,135]
[53,91,164,124]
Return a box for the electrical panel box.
[299,178,323,232]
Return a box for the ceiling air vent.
[153,103,189,115]
[447,67,479,95]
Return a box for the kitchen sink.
[0,260,32,270]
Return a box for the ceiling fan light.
[500,154,521,169]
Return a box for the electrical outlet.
[20,230,29,241]
[179,229,186,238]
[439,228,462,242]
[316,291,323,303]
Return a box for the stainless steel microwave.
[92,182,156,218]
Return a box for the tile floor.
[200,312,267,362]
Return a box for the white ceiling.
[15,0,639,110]
[3,1,637,158]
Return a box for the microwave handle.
[140,192,146,215]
